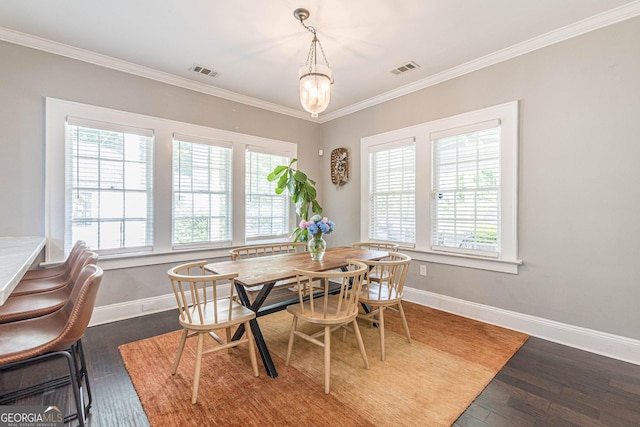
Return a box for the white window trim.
[46,98,297,269]
[361,101,521,274]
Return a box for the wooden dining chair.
[285,260,369,394]
[229,242,309,304]
[168,261,259,404]
[229,242,308,260]
[357,252,412,361]
[351,241,400,252]
[351,241,400,283]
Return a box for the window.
[245,148,290,242]
[66,118,154,255]
[172,135,232,248]
[432,121,501,257]
[46,98,296,266]
[367,139,416,245]
[361,101,520,273]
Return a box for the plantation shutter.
[65,117,154,254]
[368,138,416,245]
[431,120,501,257]
[172,134,232,247]
[245,147,290,241]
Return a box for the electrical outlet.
[419,265,427,276]
[142,302,156,311]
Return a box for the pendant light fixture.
[293,8,334,118]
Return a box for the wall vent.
[390,61,420,75]
[189,64,218,77]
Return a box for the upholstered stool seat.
[20,240,86,281]
[0,288,66,323]
[10,247,94,297]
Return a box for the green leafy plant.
[267,158,322,242]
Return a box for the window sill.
[43,245,521,274]
[87,247,234,271]
[403,248,522,274]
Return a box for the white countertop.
[0,236,46,305]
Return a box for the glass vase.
[308,233,326,261]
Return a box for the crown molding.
[2,0,639,125]
[0,26,317,122]
[318,0,640,123]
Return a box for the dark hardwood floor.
[454,337,640,427]
[3,310,640,426]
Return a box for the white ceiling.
[1,0,639,121]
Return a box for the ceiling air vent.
[390,61,420,75]
[189,64,218,77]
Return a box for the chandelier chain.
[305,39,316,71]
[316,37,331,70]
[299,19,331,72]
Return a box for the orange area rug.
[119,302,527,426]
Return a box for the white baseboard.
[89,285,640,366]
[403,287,640,366]
[89,285,232,327]
[89,293,177,326]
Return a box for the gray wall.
[2,16,639,341]
[0,40,323,306]
[321,17,640,340]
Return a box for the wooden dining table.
[205,246,388,378]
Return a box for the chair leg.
[73,339,92,418]
[172,329,188,375]
[191,332,205,404]
[378,306,386,361]
[285,316,298,366]
[351,319,370,370]
[244,320,259,377]
[226,327,233,354]
[398,302,411,343]
[63,350,86,427]
[324,325,331,394]
[75,340,92,408]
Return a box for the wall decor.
[330,147,349,188]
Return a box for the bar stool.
[0,264,103,426]
[0,252,98,323]
[21,240,86,281]
[10,245,92,297]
